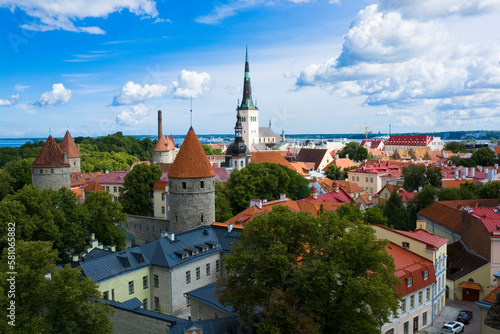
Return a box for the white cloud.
[379,0,500,20]
[172,70,211,99]
[112,81,169,105]
[295,4,500,122]
[116,103,148,126]
[14,84,29,91]
[36,84,72,106]
[2,0,159,34]
[0,94,19,106]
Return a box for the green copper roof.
[238,45,257,110]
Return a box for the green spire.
[239,44,257,110]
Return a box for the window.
[426,287,430,301]
[196,267,200,280]
[143,298,148,310]
[154,274,159,287]
[401,298,406,313]
[154,297,159,311]
[402,242,410,249]
[201,181,204,188]
[403,321,409,334]
[352,176,355,181]
[418,291,423,305]
[186,296,190,307]
[206,263,211,276]
[370,178,373,182]
[240,161,244,167]
[182,182,186,189]
[143,276,148,289]
[111,289,115,301]
[216,260,220,272]
[407,277,412,287]
[161,206,165,214]
[201,214,203,222]
[106,186,109,191]
[186,271,191,284]
[423,270,428,280]
[365,177,368,182]
[129,281,134,294]
[356,177,359,181]
[103,291,109,300]
[214,312,219,319]
[385,329,394,334]
[114,196,118,202]
[51,168,54,173]
[385,193,388,199]
[40,169,43,174]
[423,312,428,326]
[410,295,415,309]
[113,186,117,193]
[161,193,165,201]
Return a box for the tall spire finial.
[238,45,256,110]
[190,97,193,128]
[245,43,248,63]
[49,128,51,136]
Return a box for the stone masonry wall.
[119,215,171,245]
[32,166,70,190]
[109,307,171,334]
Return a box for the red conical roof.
[32,136,70,168]
[153,134,170,152]
[84,180,105,193]
[60,130,81,158]
[168,127,215,178]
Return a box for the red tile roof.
[152,180,168,191]
[70,171,105,187]
[482,284,500,303]
[168,127,216,178]
[71,187,82,198]
[93,170,129,184]
[251,151,295,170]
[84,180,105,193]
[386,135,432,147]
[386,242,437,296]
[152,134,171,152]
[417,202,465,234]
[297,189,353,204]
[469,207,500,237]
[60,130,81,158]
[32,136,71,168]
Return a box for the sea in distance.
[0,134,366,148]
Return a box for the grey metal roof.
[120,297,143,310]
[185,282,234,315]
[259,127,278,138]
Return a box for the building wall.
[68,157,80,173]
[153,188,169,220]
[150,265,173,315]
[99,182,124,202]
[416,216,461,244]
[448,263,490,301]
[372,226,432,261]
[189,298,231,321]
[491,238,500,287]
[169,176,215,233]
[462,214,491,261]
[108,307,171,334]
[32,166,70,190]
[240,108,259,146]
[119,215,171,245]
[348,171,387,193]
[153,150,175,165]
[479,306,500,334]
[98,266,151,309]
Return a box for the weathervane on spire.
[190,96,193,128]
[49,128,51,136]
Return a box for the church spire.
[239,45,257,110]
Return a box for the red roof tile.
[482,284,500,303]
[60,130,81,158]
[152,134,170,152]
[168,127,216,179]
[469,207,500,237]
[32,136,71,168]
[84,180,105,193]
[251,151,295,170]
[386,135,432,147]
[93,170,129,184]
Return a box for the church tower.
[32,135,71,190]
[225,110,251,169]
[60,130,81,173]
[168,127,215,232]
[238,45,259,150]
[152,110,175,165]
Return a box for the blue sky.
[1,0,500,139]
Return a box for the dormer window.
[203,247,208,252]
[182,253,189,259]
[402,242,410,249]
[423,270,428,280]
[407,277,412,287]
[212,243,219,249]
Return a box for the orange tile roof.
[70,171,105,187]
[325,158,357,171]
[290,161,311,175]
[442,179,470,189]
[494,146,500,155]
[168,134,175,149]
[168,127,215,178]
[32,136,71,168]
[482,284,500,303]
[152,134,170,152]
[71,187,82,198]
[84,180,105,193]
[60,130,81,158]
[417,202,465,234]
[152,180,168,191]
[359,193,374,204]
[458,281,483,290]
[250,151,295,170]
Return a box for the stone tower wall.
[68,157,81,173]
[32,166,70,190]
[168,176,215,233]
[153,150,175,165]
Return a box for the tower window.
[200,181,204,188]
[201,214,204,222]
[182,182,186,189]
[51,169,54,173]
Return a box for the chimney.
[280,193,286,200]
[434,195,438,202]
[368,194,372,202]
[496,164,499,170]
[455,170,459,179]
[227,223,233,233]
[335,154,339,160]
[91,233,95,240]
[166,232,175,241]
[63,152,68,163]
[72,254,79,262]
[464,167,468,177]
[250,199,263,209]
[471,168,475,178]
[346,154,349,160]
[488,168,494,182]
[478,165,482,172]
[416,220,426,230]
[158,110,163,139]
[161,231,168,238]
[310,186,318,199]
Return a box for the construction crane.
[355,125,372,141]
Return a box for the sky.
[1,0,500,139]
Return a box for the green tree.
[408,185,438,214]
[490,137,498,144]
[216,206,399,333]
[0,241,113,333]
[336,203,364,223]
[365,206,388,226]
[353,145,369,161]
[82,191,127,250]
[5,158,34,191]
[339,141,368,161]
[472,147,497,166]
[0,169,14,201]
[402,164,426,192]
[426,166,443,187]
[444,141,468,153]
[201,144,223,155]
[384,191,412,230]
[119,163,162,216]
[478,181,500,199]
[226,163,309,214]
[215,181,233,222]
[325,165,344,180]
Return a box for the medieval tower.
[168,127,215,233]
[32,135,71,190]
[225,110,251,169]
[239,46,259,149]
[60,130,81,173]
[152,110,175,164]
